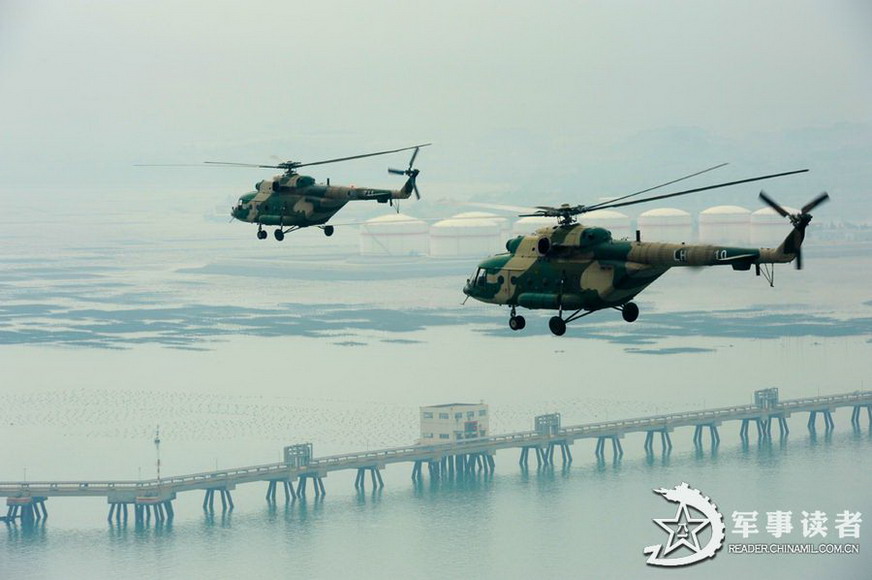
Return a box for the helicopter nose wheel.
[322,225,334,237]
[548,316,566,336]
[508,307,526,331]
[257,229,267,240]
[509,315,526,331]
[274,229,285,241]
[621,302,639,323]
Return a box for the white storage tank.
[430,214,502,257]
[750,206,797,247]
[359,213,429,256]
[450,211,511,240]
[580,209,632,240]
[699,205,751,245]
[638,208,693,243]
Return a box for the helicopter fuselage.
[463,223,795,312]
[231,173,413,228]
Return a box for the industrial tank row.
[359,206,798,257]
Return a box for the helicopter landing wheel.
[622,302,639,323]
[257,229,267,240]
[509,315,526,331]
[322,225,335,237]
[274,229,285,241]
[549,316,566,336]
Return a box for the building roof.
[422,402,484,408]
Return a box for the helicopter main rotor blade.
[802,192,829,214]
[758,191,790,217]
[134,163,268,168]
[203,161,285,169]
[591,169,809,212]
[200,144,431,172]
[585,162,729,212]
[294,143,431,169]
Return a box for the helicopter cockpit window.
[474,268,488,286]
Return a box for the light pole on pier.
[154,425,161,484]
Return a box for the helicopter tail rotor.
[758,190,829,269]
[388,145,424,200]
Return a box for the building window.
[439,413,449,419]
[439,433,449,439]
[424,433,433,438]
[467,411,474,418]
[455,412,462,419]
[423,412,433,418]
[478,410,486,416]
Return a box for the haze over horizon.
[1,1,871,219]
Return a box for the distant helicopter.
[216,144,429,240]
[462,168,828,335]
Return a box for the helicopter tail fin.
[388,145,424,200]
[763,224,806,266]
[757,192,829,269]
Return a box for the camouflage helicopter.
[462,168,829,336]
[219,143,429,240]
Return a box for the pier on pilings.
[519,445,549,468]
[354,464,385,491]
[691,422,721,448]
[462,452,494,476]
[411,453,494,481]
[644,428,673,455]
[851,404,872,429]
[545,440,572,465]
[5,496,48,523]
[739,413,791,443]
[107,502,130,525]
[807,408,835,432]
[595,434,624,461]
[427,460,440,481]
[296,472,327,497]
[483,452,496,473]
[132,492,176,524]
[202,486,235,512]
[266,478,298,504]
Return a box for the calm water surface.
[1,201,871,578]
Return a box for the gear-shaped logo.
[644,482,726,567]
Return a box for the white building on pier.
[419,402,489,443]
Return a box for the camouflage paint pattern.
[463,222,803,313]
[231,173,416,227]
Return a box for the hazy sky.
[2,1,871,196]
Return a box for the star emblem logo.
[644,482,726,567]
[654,502,711,556]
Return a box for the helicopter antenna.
[585,162,729,212]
